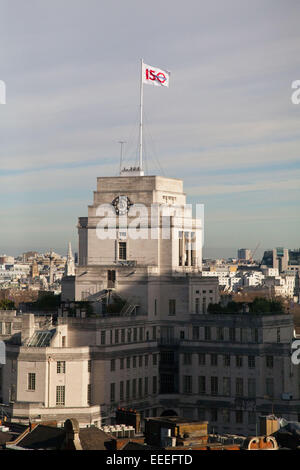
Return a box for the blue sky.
[0,0,299,259]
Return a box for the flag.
[142,62,170,88]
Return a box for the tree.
[0,299,15,310]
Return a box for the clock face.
[112,195,132,215]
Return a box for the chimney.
[21,314,35,344]
[259,415,279,436]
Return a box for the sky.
[0,0,299,259]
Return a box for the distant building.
[238,249,251,261]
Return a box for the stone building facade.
[0,172,299,434]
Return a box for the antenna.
[118,140,126,175]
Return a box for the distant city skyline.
[0,0,299,257]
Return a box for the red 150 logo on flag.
[145,68,167,84]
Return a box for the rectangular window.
[223,409,230,424]
[139,327,144,341]
[110,359,115,372]
[236,355,243,368]
[169,299,176,316]
[138,378,143,398]
[132,379,137,399]
[211,354,218,366]
[57,361,66,374]
[28,373,36,391]
[204,326,211,341]
[224,354,231,367]
[127,329,132,343]
[120,381,124,401]
[153,376,157,395]
[154,299,157,316]
[144,377,148,397]
[266,356,273,368]
[121,329,125,343]
[217,327,224,341]
[107,270,116,288]
[183,375,193,394]
[153,354,158,366]
[251,328,258,343]
[5,323,11,335]
[248,378,256,398]
[88,360,91,373]
[211,376,218,396]
[248,356,255,369]
[241,328,247,343]
[229,327,236,342]
[120,358,124,370]
[119,242,127,260]
[56,385,65,406]
[139,355,143,367]
[10,384,16,402]
[195,298,200,314]
[277,328,280,343]
[193,326,199,340]
[133,356,136,368]
[101,330,106,345]
[126,380,130,400]
[133,328,137,342]
[110,383,115,402]
[198,376,206,395]
[183,353,192,365]
[87,384,91,405]
[126,357,130,369]
[236,410,243,424]
[198,353,206,366]
[223,377,231,396]
[152,326,157,340]
[115,329,119,344]
[144,355,148,367]
[236,378,243,397]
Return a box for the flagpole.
[139,58,143,172]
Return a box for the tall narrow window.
[119,242,127,260]
[211,377,218,396]
[198,376,206,395]
[87,384,91,405]
[101,331,106,345]
[120,381,124,401]
[110,383,115,402]
[126,380,130,400]
[195,298,200,314]
[169,299,176,316]
[107,270,116,288]
[28,373,36,391]
[57,361,66,374]
[56,385,65,405]
[153,376,157,395]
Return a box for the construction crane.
[249,242,261,264]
